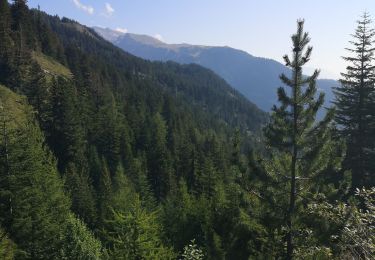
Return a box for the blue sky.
[28,0,375,79]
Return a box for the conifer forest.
[0,1,374,259]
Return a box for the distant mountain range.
[93,27,339,111]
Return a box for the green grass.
[32,52,72,79]
[0,85,29,129]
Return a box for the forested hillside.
[0,0,268,258]
[0,1,374,259]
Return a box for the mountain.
[93,27,339,111]
[0,3,270,258]
[0,2,364,259]
[91,26,125,42]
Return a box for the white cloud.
[105,3,115,16]
[115,27,128,33]
[154,34,163,41]
[72,0,94,15]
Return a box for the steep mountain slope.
[93,27,339,111]
[51,22,268,133]
[0,2,356,259]
[0,84,103,258]
[0,3,269,257]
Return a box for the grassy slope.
[0,85,29,129]
[32,52,72,80]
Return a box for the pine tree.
[105,196,176,259]
[93,93,122,173]
[196,157,217,199]
[148,113,172,200]
[11,0,33,90]
[11,0,36,49]
[103,167,175,259]
[262,20,339,259]
[0,88,71,258]
[0,95,13,231]
[49,77,86,171]
[24,62,48,115]
[0,0,14,87]
[130,156,157,210]
[63,213,102,259]
[11,0,28,31]
[163,179,205,251]
[97,157,112,225]
[64,164,97,227]
[0,0,12,48]
[333,12,375,188]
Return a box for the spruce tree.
[0,0,12,48]
[105,196,176,259]
[148,113,172,200]
[48,77,87,171]
[11,0,32,85]
[0,87,71,258]
[262,20,338,259]
[0,0,14,87]
[103,168,175,259]
[11,0,28,31]
[63,213,103,259]
[97,157,112,225]
[333,12,375,188]
[64,164,97,227]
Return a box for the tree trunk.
[286,56,300,260]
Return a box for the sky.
[27,0,375,79]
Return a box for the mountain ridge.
[93,27,338,111]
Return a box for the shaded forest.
[0,1,374,259]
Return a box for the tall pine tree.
[262,20,339,259]
[333,12,375,188]
[0,0,14,87]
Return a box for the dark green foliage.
[258,20,343,258]
[105,198,176,259]
[0,2,269,258]
[0,92,70,259]
[0,0,14,87]
[130,156,157,210]
[24,63,48,115]
[0,0,12,47]
[147,113,173,200]
[49,77,86,170]
[0,2,372,259]
[102,168,175,259]
[334,13,375,189]
[11,0,28,30]
[64,165,97,227]
[97,158,112,224]
[92,93,123,172]
[162,180,206,251]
